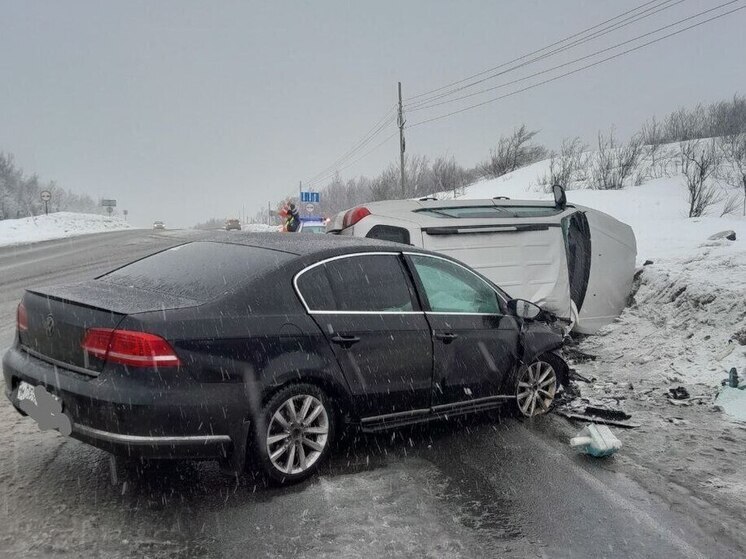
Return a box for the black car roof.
[194,231,420,257]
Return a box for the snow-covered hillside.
[451,151,745,404]
[0,212,132,247]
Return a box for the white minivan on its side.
[327,187,636,335]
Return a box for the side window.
[296,265,336,311]
[366,225,411,245]
[410,255,501,314]
[297,254,415,312]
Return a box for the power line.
[406,0,671,102]
[409,3,744,129]
[306,132,399,188]
[303,106,397,186]
[405,0,688,110]
[409,0,736,114]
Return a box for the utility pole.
[398,81,406,197]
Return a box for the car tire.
[512,353,566,418]
[254,383,335,484]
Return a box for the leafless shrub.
[537,137,588,190]
[720,193,741,217]
[478,124,547,179]
[591,128,643,190]
[432,155,472,198]
[718,133,746,216]
[680,139,723,217]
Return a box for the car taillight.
[342,206,371,228]
[17,302,28,332]
[81,328,181,368]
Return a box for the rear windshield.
[415,206,562,219]
[100,242,294,301]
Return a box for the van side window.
[366,225,411,245]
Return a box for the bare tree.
[591,128,643,190]
[478,124,547,179]
[538,137,588,190]
[680,139,723,218]
[432,155,472,198]
[718,133,746,215]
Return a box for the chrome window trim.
[403,251,509,307]
[293,251,414,314]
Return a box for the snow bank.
[242,223,280,233]
[0,212,132,247]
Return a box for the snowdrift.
[0,212,132,247]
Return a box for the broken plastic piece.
[570,424,622,457]
[668,386,690,400]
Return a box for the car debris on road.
[570,424,622,457]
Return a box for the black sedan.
[3,234,567,483]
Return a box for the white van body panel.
[421,227,573,322]
[330,198,636,334]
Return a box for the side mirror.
[507,299,543,320]
[552,184,567,209]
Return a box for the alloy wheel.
[266,394,330,475]
[516,360,557,417]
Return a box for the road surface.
[0,230,743,558]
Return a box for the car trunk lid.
[19,280,200,373]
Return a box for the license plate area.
[16,381,72,436]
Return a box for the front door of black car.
[406,254,521,407]
[295,253,433,417]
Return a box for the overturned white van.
[327,189,636,334]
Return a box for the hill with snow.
[0,212,133,248]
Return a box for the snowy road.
[0,230,743,558]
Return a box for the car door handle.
[435,332,459,343]
[331,334,361,348]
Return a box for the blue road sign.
[300,191,320,203]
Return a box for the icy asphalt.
[0,230,743,559]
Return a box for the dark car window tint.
[296,266,336,311]
[366,225,411,245]
[410,255,501,314]
[101,242,294,302]
[299,254,414,312]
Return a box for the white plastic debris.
[570,424,622,457]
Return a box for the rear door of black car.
[295,252,433,418]
[405,253,521,408]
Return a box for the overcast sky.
[1,1,744,227]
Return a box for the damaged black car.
[3,234,567,483]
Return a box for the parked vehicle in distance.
[152,221,165,230]
[4,234,567,483]
[225,218,241,231]
[326,186,637,334]
[298,218,327,234]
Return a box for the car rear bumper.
[2,346,237,459]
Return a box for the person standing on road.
[285,203,300,232]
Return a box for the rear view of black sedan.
[3,234,567,483]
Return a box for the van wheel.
[514,354,564,417]
[255,383,335,484]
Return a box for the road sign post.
[40,190,51,215]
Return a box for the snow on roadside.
[0,212,132,247]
